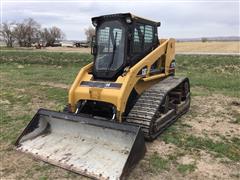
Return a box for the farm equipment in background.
[75,41,90,48]
[16,13,190,180]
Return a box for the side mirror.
[91,35,97,55]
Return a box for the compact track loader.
[16,13,190,180]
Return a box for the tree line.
[84,26,95,42]
[0,18,65,47]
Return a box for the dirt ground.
[33,41,240,54]
[1,41,239,54]
[40,82,70,89]
[1,94,239,180]
[41,47,91,53]
[129,94,240,180]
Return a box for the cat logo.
[105,83,111,87]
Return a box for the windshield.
[95,20,125,71]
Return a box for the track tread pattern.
[126,76,190,140]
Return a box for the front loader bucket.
[15,109,146,180]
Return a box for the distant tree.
[14,18,41,47]
[41,26,65,46]
[14,22,27,47]
[201,37,208,43]
[24,18,41,47]
[84,26,95,42]
[2,17,65,47]
[0,22,16,47]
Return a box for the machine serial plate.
[80,81,122,89]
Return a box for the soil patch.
[40,82,70,89]
[182,95,240,140]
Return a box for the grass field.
[0,51,240,179]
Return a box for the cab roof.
[92,13,161,27]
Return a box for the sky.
[1,0,239,40]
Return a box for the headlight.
[92,20,98,27]
[125,17,132,24]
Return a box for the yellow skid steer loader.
[16,13,190,180]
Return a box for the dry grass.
[42,47,91,53]
[0,46,91,53]
[1,41,239,54]
[176,41,240,53]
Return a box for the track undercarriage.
[126,76,190,140]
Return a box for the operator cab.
[91,13,160,80]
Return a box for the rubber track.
[126,76,190,140]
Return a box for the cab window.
[132,23,154,53]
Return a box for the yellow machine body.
[69,39,175,121]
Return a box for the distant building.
[60,40,75,47]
